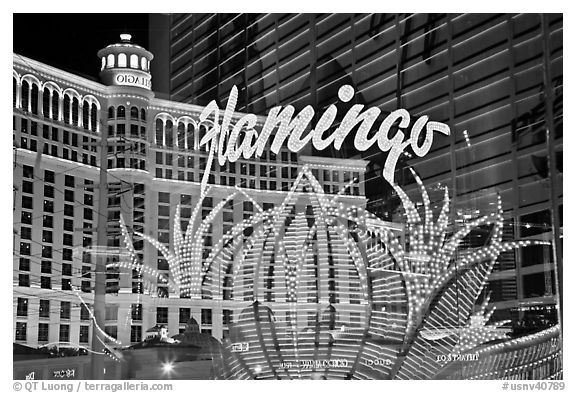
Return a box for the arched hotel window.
[101,57,106,71]
[107,54,115,68]
[90,104,98,132]
[177,123,186,148]
[13,78,17,108]
[21,81,29,111]
[30,84,39,115]
[199,124,208,152]
[165,120,174,147]
[141,57,147,71]
[82,101,90,130]
[130,106,139,119]
[108,106,114,119]
[118,53,127,68]
[51,91,59,121]
[117,105,125,118]
[72,97,79,126]
[187,124,194,150]
[63,94,71,124]
[140,108,146,121]
[130,54,138,69]
[155,119,164,145]
[42,87,50,118]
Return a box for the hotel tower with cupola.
[13,34,370,351]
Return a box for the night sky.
[13,14,149,80]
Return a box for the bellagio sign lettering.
[198,85,450,185]
[115,73,151,89]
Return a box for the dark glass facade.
[151,12,562,333]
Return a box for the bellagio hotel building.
[12,34,368,349]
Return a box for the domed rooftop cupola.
[97,33,153,90]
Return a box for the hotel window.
[31,83,39,115]
[61,279,71,291]
[42,88,50,117]
[63,94,70,123]
[179,308,191,324]
[18,274,29,287]
[140,108,146,121]
[72,97,79,125]
[19,258,30,271]
[21,211,32,224]
[20,227,31,240]
[40,276,51,289]
[52,91,60,120]
[62,263,72,276]
[41,260,51,274]
[118,53,127,67]
[108,106,114,119]
[107,54,115,68]
[81,304,90,321]
[141,57,147,71]
[59,325,70,342]
[20,242,30,256]
[60,302,71,320]
[38,324,49,342]
[16,298,28,317]
[130,54,138,69]
[62,248,73,261]
[23,165,33,179]
[156,307,168,324]
[131,106,139,119]
[165,120,174,147]
[43,215,53,228]
[79,325,89,343]
[156,119,163,145]
[15,322,26,341]
[117,124,125,136]
[201,309,212,325]
[223,309,232,325]
[131,304,142,321]
[64,205,74,217]
[39,300,50,318]
[21,196,33,210]
[117,106,125,118]
[131,326,142,343]
[21,80,29,111]
[65,175,75,188]
[82,102,90,129]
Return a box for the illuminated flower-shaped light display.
[115,166,559,380]
[198,166,429,379]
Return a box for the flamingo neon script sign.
[197,84,450,190]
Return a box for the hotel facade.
[150,13,563,325]
[13,34,370,351]
[13,13,562,380]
